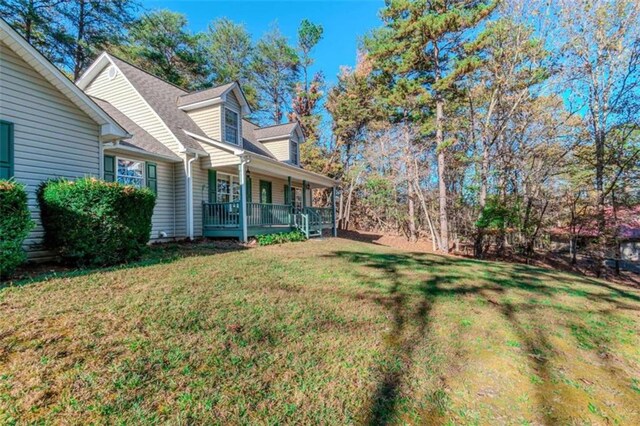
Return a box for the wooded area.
[2,0,638,277]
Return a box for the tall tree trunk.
[436,97,448,252]
[24,0,35,42]
[414,180,439,251]
[72,0,86,80]
[407,178,417,242]
[475,138,490,257]
[594,107,606,277]
[434,44,449,252]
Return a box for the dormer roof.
[253,122,305,143]
[177,81,251,114]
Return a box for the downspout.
[186,153,199,240]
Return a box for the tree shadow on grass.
[329,249,640,424]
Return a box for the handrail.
[304,207,333,225]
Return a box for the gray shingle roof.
[107,54,206,153]
[177,82,235,107]
[253,122,298,140]
[92,97,180,160]
[241,120,277,159]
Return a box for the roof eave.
[245,153,337,187]
[0,22,127,136]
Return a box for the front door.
[259,180,272,224]
[259,180,272,204]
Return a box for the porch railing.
[247,203,291,227]
[203,202,293,228]
[304,207,333,227]
[202,203,335,232]
[203,202,240,227]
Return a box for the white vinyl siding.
[84,63,181,153]
[262,137,291,162]
[226,90,242,111]
[106,151,177,240]
[187,104,222,141]
[0,41,101,259]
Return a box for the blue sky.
[144,0,385,86]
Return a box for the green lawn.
[1,238,639,424]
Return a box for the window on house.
[217,173,240,203]
[116,158,144,188]
[225,108,239,145]
[290,139,299,165]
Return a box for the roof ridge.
[105,52,189,94]
[255,121,297,131]
[179,81,235,98]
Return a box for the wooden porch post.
[302,180,307,210]
[332,186,337,237]
[288,176,293,225]
[238,160,248,242]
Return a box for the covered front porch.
[201,154,337,241]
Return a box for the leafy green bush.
[37,177,156,266]
[256,230,306,246]
[0,180,35,278]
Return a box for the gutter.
[185,153,199,240]
[103,141,182,163]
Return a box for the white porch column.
[332,186,337,237]
[238,157,249,242]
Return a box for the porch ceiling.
[246,156,337,188]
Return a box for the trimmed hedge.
[0,180,34,278]
[37,177,156,266]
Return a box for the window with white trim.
[117,158,144,188]
[290,139,299,165]
[225,108,239,145]
[217,172,240,203]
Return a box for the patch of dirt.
[340,230,639,288]
[340,230,440,254]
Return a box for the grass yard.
[1,238,639,424]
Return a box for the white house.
[0,18,337,259]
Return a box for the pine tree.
[251,25,299,124]
[60,0,137,80]
[367,0,496,252]
[115,10,209,89]
[203,18,257,107]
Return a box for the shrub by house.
[37,177,156,266]
[0,180,34,278]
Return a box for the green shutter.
[146,162,157,194]
[0,121,14,179]
[208,169,217,202]
[103,155,115,182]
[284,184,290,205]
[246,176,252,203]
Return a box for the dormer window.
[290,139,299,165]
[225,108,239,145]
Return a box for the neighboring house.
[1,19,337,259]
[549,205,640,262]
[0,19,129,259]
